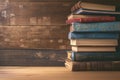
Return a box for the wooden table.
[0,67,120,80]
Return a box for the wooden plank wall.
[0,0,72,66]
[0,1,73,50]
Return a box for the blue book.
[68,32,119,39]
[73,8,120,15]
[67,51,120,61]
[71,22,120,32]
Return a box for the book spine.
[68,32,119,39]
[70,52,120,61]
[66,17,115,23]
[71,22,120,32]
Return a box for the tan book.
[72,46,116,52]
[70,39,118,46]
[71,1,115,12]
[67,14,112,20]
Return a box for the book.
[67,51,120,61]
[65,59,120,71]
[71,1,115,12]
[73,8,120,15]
[72,46,116,52]
[70,39,118,46]
[66,17,115,23]
[68,32,119,39]
[67,14,114,20]
[70,22,120,32]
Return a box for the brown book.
[70,39,118,46]
[71,1,115,12]
[72,46,116,52]
[65,59,120,71]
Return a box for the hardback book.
[66,16,115,23]
[65,59,120,71]
[72,46,116,52]
[68,32,119,39]
[67,51,120,61]
[73,8,120,15]
[70,22,120,32]
[71,1,115,12]
[70,39,118,46]
[67,14,114,20]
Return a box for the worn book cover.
[71,1,115,12]
[70,39,118,46]
[67,51,120,61]
[66,16,115,23]
[72,46,116,52]
[72,8,120,15]
[71,22,120,32]
[68,32,119,39]
[65,59,120,71]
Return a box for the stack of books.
[65,1,120,71]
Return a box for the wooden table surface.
[0,67,120,80]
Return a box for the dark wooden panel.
[0,49,67,66]
[8,0,120,5]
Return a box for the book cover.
[67,51,120,61]
[72,46,116,52]
[67,14,114,19]
[68,32,119,39]
[66,16,115,23]
[73,8,120,15]
[71,22,120,32]
[71,1,115,12]
[70,39,118,46]
[65,59,120,71]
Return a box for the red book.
[66,16,115,24]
